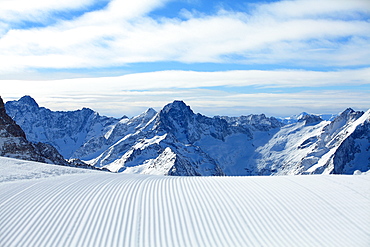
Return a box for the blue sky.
[1,0,369,117]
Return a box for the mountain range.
[2,95,369,176]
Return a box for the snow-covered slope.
[1,157,369,247]
[5,96,370,176]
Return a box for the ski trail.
[0,175,88,246]
[27,176,95,247]
[190,177,238,246]
[0,172,369,247]
[247,177,321,246]
[48,176,104,246]
[0,180,43,208]
[219,178,268,246]
[284,176,370,246]
[171,177,191,247]
[109,175,143,247]
[168,177,182,246]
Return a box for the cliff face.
[331,111,370,174]
[0,97,26,139]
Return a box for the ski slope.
[0,157,369,247]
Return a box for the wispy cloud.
[2,68,369,91]
[1,69,369,117]
[3,86,369,117]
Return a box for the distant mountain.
[278,112,337,124]
[5,96,370,176]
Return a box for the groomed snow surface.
[1,157,369,247]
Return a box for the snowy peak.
[18,95,39,108]
[297,114,323,125]
[6,95,41,117]
[331,110,370,174]
[158,101,194,131]
[155,101,238,143]
[144,107,157,116]
[155,101,198,142]
[279,111,332,124]
[322,108,364,139]
[132,107,157,129]
[161,100,193,115]
[337,108,363,122]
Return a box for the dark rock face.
[0,97,27,140]
[1,96,36,159]
[333,119,370,174]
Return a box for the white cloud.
[255,0,370,19]
[3,68,369,93]
[0,0,369,73]
[0,0,99,22]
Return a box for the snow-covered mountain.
[4,96,370,176]
[253,109,370,175]
[0,96,68,166]
[5,96,121,158]
[278,112,337,124]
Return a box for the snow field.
[0,157,369,247]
